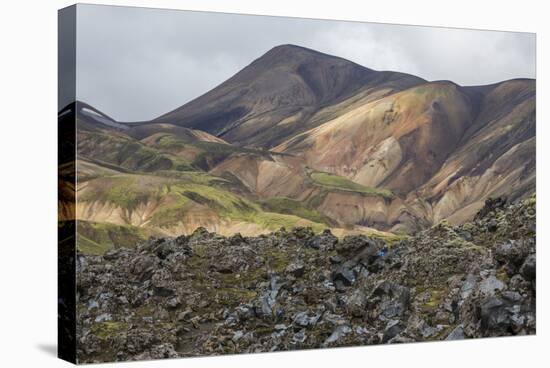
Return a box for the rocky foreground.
[76,195,536,363]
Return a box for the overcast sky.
[75,4,536,121]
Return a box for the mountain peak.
[252,44,364,70]
[266,43,307,52]
[264,44,328,57]
[154,45,425,147]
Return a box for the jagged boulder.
[368,281,411,319]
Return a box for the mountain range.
[60,44,535,254]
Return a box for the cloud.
[75,4,535,121]
[309,22,535,85]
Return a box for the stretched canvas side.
[58,5,77,364]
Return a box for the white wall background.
[0,0,546,367]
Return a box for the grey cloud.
[75,4,535,121]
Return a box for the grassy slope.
[140,132,277,171]
[310,171,394,199]
[77,124,194,173]
[76,220,153,255]
[77,172,327,253]
[261,197,326,224]
[75,120,401,254]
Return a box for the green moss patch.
[76,220,149,255]
[90,321,128,340]
[77,127,194,173]
[261,197,326,224]
[310,171,393,199]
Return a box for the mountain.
[271,78,535,229]
[154,44,425,147]
[67,44,535,252]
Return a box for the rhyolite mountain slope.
[68,44,535,251]
[272,77,534,229]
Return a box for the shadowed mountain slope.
[154,44,425,147]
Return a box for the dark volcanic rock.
[369,281,410,319]
[306,229,338,251]
[520,254,536,281]
[495,239,529,269]
[76,195,536,363]
[475,196,507,220]
[480,291,531,335]
[286,261,306,278]
[332,261,357,287]
[445,325,465,340]
[382,320,403,342]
